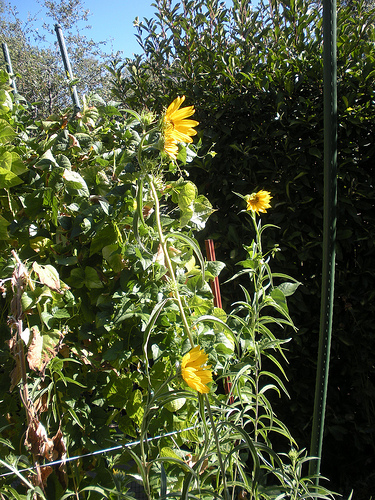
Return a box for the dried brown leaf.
[7,331,22,392]
[25,417,54,460]
[27,327,43,372]
[9,358,22,392]
[52,428,68,490]
[27,327,62,375]
[32,262,61,292]
[154,243,165,266]
[31,465,53,487]
[34,390,48,415]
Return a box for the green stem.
[204,394,229,500]
[137,126,159,171]
[249,212,263,442]
[149,178,195,348]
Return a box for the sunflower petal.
[181,346,212,394]
[163,96,199,159]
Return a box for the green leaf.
[67,407,84,428]
[35,149,58,168]
[178,181,197,226]
[102,244,124,272]
[190,194,215,229]
[0,436,14,449]
[126,389,144,426]
[276,281,301,297]
[215,331,235,354]
[62,169,90,197]
[270,288,289,314]
[75,133,93,153]
[160,447,181,460]
[206,260,225,277]
[0,166,23,188]
[68,268,85,288]
[309,146,322,159]
[0,215,10,239]
[101,105,122,117]
[90,224,117,255]
[165,232,205,282]
[189,295,211,316]
[164,396,186,412]
[0,118,15,143]
[84,266,103,288]
[56,154,72,170]
[0,150,12,170]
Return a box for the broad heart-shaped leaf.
[179,182,197,205]
[0,118,15,143]
[177,181,197,226]
[84,266,103,289]
[62,169,90,198]
[102,244,124,272]
[9,152,27,176]
[106,375,133,407]
[75,133,93,153]
[0,69,10,85]
[126,389,144,426]
[215,331,235,353]
[35,149,58,168]
[90,224,117,255]
[206,260,225,278]
[97,104,122,117]
[56,154,72,170]
[0,149,27,176]
[0,150,11,170]
[188,295,212,316]
[0,166,23,188]
[0,89,13,113]
[190,194,215,230]
[179,206,193,227]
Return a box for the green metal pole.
[54,23,81,113]
[1,42,18,97]
[309,0,337,482]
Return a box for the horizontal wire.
[0,425,198,479]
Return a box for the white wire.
[0,425,198,479]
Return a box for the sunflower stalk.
[250,211,263,443]
[204,394,230,500]
[149,176,195,348]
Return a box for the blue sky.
[9,0,162,58]
[9,0,235,59]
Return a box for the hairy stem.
[150,177,195,348]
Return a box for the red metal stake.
[204,239,222,308]
[204,239,233,404]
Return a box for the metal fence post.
[54,23,81,113]
[1,42,18,98]
[309,0,337,483]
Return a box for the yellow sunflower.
[181,345,212,394]
[246,190,272,215]
[164,136,179,159]
[163,96,199,159]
